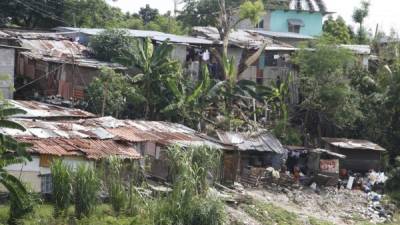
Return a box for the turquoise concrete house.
[238,0,329,36]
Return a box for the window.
[288,24,301,33]
[265,51,279,67]
[287,19,304,34]
[41,174,52,194]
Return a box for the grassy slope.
[0,204,135,225]
[240,199,335,225]
[0,201,397,225]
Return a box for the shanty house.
[53,27,215,79]
[217,131,287,183]
[78,117,229,181]
[0,29,125,101]
[286,146,346,186]
[322,137,386,172]
[0,101,140,193]
[191,27,297,85]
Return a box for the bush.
[9,193,33,224]
[385,166,400,205]
[73,164,100,219]
[50,160,72,217]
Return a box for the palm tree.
[0,104,33,223]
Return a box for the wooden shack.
[322,138,386,172]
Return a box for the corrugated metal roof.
[217,131,286,154]
[9,100,96,119]
[192,27,295,50]
[54,27,214,45]
[18,137,141,159]
[18,39,125,69]
[288,0,327,12]
[0,29,66,40]
[310,148,346,159]
[322,137,386,152]
[341,45,371,55]
[1,116,227,150]
[250,30,314,39]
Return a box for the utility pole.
[72,13,76,27]
[174,0,183,17]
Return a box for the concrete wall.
[269,10,323,36]
[0,47,15,99]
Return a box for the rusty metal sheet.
[9,100,96,119]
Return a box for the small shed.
[322,137,386,172]
[217,131,287,183]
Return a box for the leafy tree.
[323,16,352,44]
[0,105,34,224]
[85,67,142,118]
[64,0,125,28]
[144,14,186,35]
[294,39,362,140]
[138,4,159,25]
[179,0,268,79]
[179,0,241,27]
[0,0,64,28]
[89,29,135,62]
[352,0,370,44]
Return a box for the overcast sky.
[106,0,400,33]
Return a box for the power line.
[16,64,64,92]
[15,0,67,24]
[24,0,58,12]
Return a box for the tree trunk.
[237,41,269,77]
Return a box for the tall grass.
[73,164,100,219]
[50,159,72,217]
[150,145,226,225]
[102,156,127,214]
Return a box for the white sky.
[106,0,400,33]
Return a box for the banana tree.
[163,66,215,130]
[0,105,33,222]
[119,37,181,120]
[209,56,272,130]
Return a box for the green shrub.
[73,164,100,219]
[188,196,226,225]
[50,159,72,217]
[385,166,400,205]
[9,193,33,224]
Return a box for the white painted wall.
[4,155,94,193]
[5,156,40,172]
